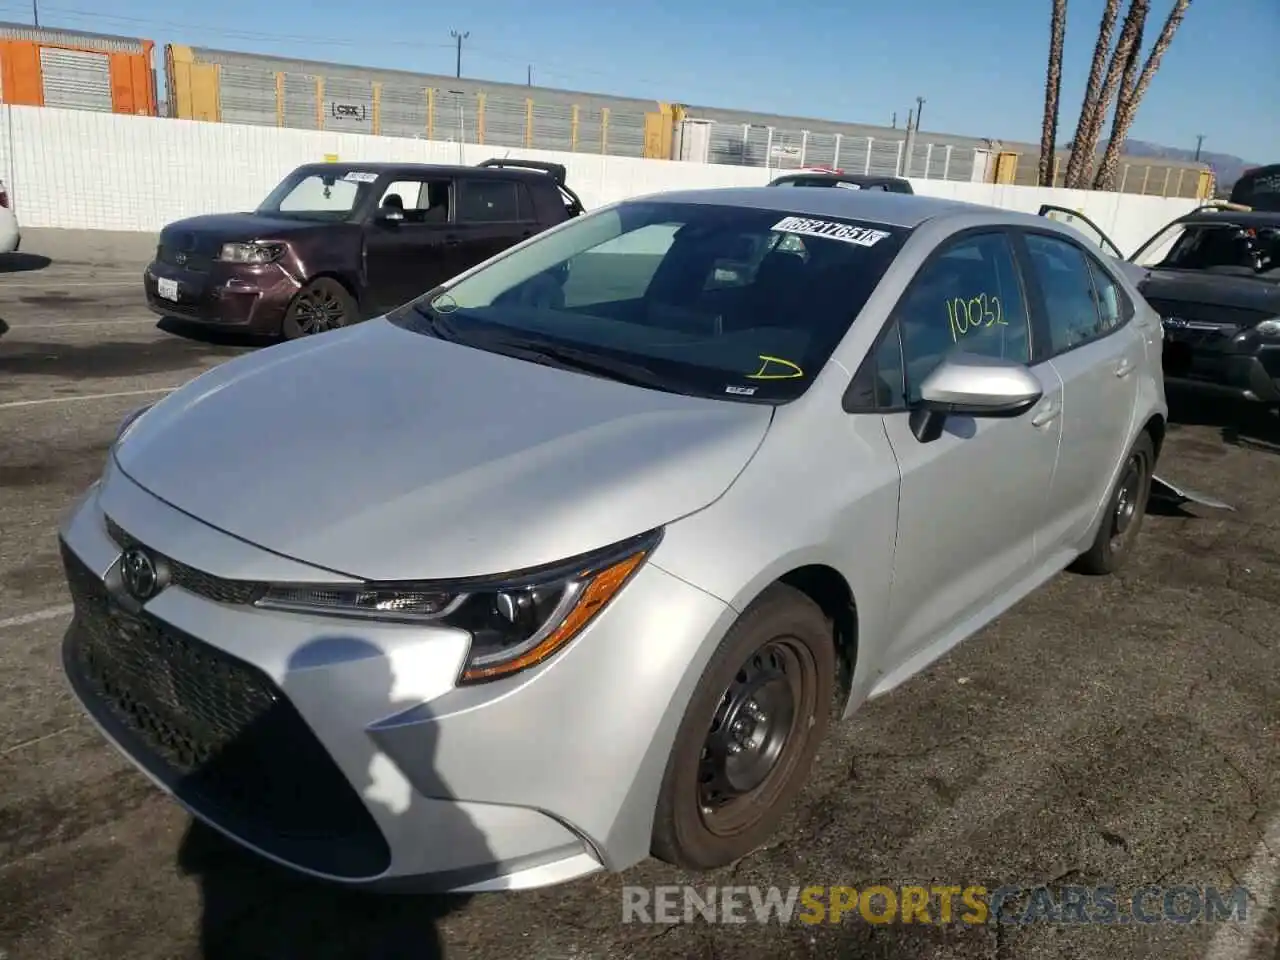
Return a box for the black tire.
[281,278,358,340]
[651,583,836,871]
[1069,431,1155,576]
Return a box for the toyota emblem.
[174,251,187,266]
[120,546,161,601]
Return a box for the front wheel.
[282,278,358,339]
[651,583,835,871]
[1070,431,1155,576]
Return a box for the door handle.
[1030,402,1060,427]
[1114,358,1135,378]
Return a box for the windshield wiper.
[471,334,684,392]
[406,300,462,341]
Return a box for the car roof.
[1176,209,1280,228]
[290,161,552,181]
[771,173,907,184]
[635,186,1016,230]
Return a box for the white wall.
[0,104,1198,255]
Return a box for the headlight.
[1255,317,1280,338]
[254,528,663,684]
[218,241,285,264]
[115,403,154,444]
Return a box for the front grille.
[62,541,391,879]
[156,243,213,273]
[1146,298,1271,330]
[104,516,264,605]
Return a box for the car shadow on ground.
[0,252,53,273]
[1166,387,1280,456]
[0,338,250,379]
[173,636,486,960]
[156,316,276,350]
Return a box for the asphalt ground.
[1,228,1279,960]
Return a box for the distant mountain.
[1112,139,1264,189]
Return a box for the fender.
[1150,475,1234,511]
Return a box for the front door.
[1037,204,1125,259]
[362,176,456,315]
[875,230,1062,666]
[1019,229,1143,553]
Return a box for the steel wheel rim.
[295,289,346,334]
[696,637,816,837]
[1112,454,1143,540]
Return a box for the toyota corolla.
[58,187,1167,892]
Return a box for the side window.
[896,232,1031,402]
[846,321,906,411]
[1024,233,1108,353]
[378,178,450,224]
[515,182,537,221]
[458,178,520,223]
[1084,255,1129,332]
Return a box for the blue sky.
[6,0,1278,161]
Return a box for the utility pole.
[891,111,897,129]
[527,65,532,86]
[450,30,469,79]
[914,96,925,134]
[1194,134,1205,162]
[902,107,916,177]
[32,0,38,27]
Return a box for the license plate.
[156,277,179,302]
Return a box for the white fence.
[0,105,1199,255]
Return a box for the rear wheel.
[1070,431,1155,576]
[651,583,835,871]
[282,278,357,339]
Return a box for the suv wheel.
[1070,431,1155,576]
[282,278,358,339]
[651,583,835,871]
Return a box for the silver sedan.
[57,186,1167,892]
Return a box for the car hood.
[159,213,333,249]
[1140,269,1280,315]
[112,320,773,581]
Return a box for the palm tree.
[1063,0,1123,188]
[1093,0,1193,190]
[1038,0,1069,187]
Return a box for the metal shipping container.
[0,21,156,114]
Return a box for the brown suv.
[144,159,585,338]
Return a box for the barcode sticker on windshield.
[772,216,890,247]
[342,171,379,183]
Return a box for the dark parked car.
[1038,202,1280,408]
[768,172,914,193]
[144,159,585,338]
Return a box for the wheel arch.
[1141,412,1166,466]
[774,564,859,705]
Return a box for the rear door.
[1017,228,1143,554]
[450,176,537,273]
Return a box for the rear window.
[390,200,909,402]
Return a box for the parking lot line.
[0,604,73,630]
[1204,811,1280,959]
[2,279,140,289]
[0,387,175,410]
[12,318,157,329]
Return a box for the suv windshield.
[1140,221,1280,280]
[256,168,379,221]
[388,200,909,402]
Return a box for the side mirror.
[377,206,405,223]
[908,353,1043,443]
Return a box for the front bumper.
[57,461,734,891]
[143,259,298,336]
[1162,332,1280,404]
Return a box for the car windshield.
[255,168,379,221]
[387,199,909,402]
[1137,221,1280,280]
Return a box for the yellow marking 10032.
[947,294,1006,342]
